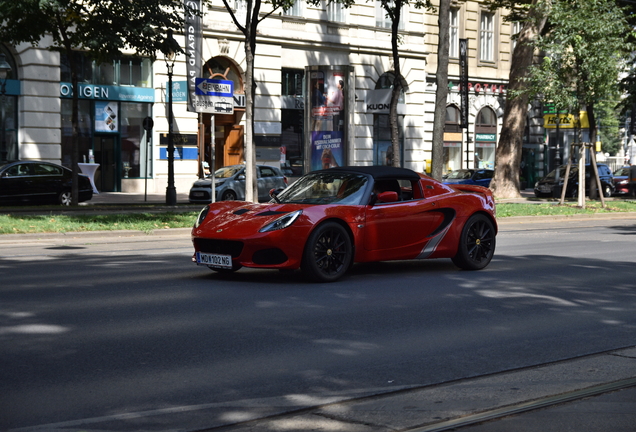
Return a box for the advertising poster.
[95,101,118,133]
[309,68,346,170]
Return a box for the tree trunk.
[243,1,260,203]
[389,2,402,167]
[489,0,548,199]
[431,0,450,181]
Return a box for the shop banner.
[459,39,468,129]
[184,0,202,112]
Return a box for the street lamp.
[0,53,12,163]
[162,30,182,206]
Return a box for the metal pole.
[166,64,177,205]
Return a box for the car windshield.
[545,166,577,179]
[213,166,243,179]
[447,170,473,180]
[275,172,368,205]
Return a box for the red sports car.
[192,166,497,282]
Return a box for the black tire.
[603,184,612,198]
[59,190,72,206]
[222,190,237,201]
[302,222,353,282]
[452,213,496,270]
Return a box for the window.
[479,12,495,62]
[449,8,459,58]
[445,105,461,133]
[376,0,405,30]
[282,69,304,96]
[511,21,522,52]
[327,0,346,22]
[61,52,152,87]
[283,0,303,17]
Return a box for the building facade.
[1,0,530,196]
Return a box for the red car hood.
[194,201,307,238]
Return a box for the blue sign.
[159,147,198,160]
[170,81,188,102]
[195,78,233,97]
[60,82,155,102]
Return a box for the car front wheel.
[59,191,72,206]
[222,190,237,201]
[452,213,496,270]
[302,222,352,282]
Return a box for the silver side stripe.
[416,223,452,259]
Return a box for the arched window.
[203,56,244,93]
[474,107,497,169]
[445,105,461,133]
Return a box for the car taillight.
[284,176,288,185]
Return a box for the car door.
[364,180,445,255]
[257,166,278,201]
[32,163,64,200]
[0,164,33,201]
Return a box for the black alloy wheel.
[452,213,496,270]
[302,221,353,282]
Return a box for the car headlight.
[194,206,210,228]
[259,210,302,233]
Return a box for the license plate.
[539,185,551,193]
[192,191,204,197]
[196,252,232,269]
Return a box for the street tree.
[377,0,433,167]
[221,0,356,201]
[0,0,192,205]
[430,0,451,180]
[483,0,550,199]
[525,0,632,199]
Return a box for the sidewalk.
[196,347,636,432]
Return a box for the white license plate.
[196,252,232,269]
[539,185,551,193]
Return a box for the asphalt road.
[1,215,635,431]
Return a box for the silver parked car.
[189,164,288,203]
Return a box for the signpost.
[193,78,234,114]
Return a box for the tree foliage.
[0,0,192,204]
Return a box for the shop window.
[281,109,304,176]
[120,102,152,178]
[475,107,497,169]
[61,99,93,167]
[445,105,461,133]
[373,72,404,166]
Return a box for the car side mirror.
[238,174,245,180]
[376,191,399,203]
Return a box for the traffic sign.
[192,78,234,114]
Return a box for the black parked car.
[0,161,93,205]
[534,164,614,198]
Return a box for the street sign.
[192,78,234,114]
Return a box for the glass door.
[94,135,120,192]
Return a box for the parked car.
[192,165,497,282]
[443,169,494,188]
[0,160,93,206]
[612,166,631,196]
[189,164,288,203]
[533,164,614,198]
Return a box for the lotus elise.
[192,166,497,282]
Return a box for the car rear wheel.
[603,184,612,198]
[222,190,237,201]
[59,191,72,206]
[452,213,496,270]
[302,222,352,282]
